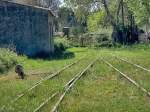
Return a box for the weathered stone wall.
[0,0,54,57]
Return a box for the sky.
[60,0,65,6]
[60,0,64,3]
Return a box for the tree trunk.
[121,0,125,27]
[102,0,116,28]
[102,0,139,44]
[116,0,122,23]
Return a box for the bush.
[89,33,112,48]
[0,48,18,74]
[53,43,74,59]
[95,33,109,43]
[62,51,75,59]
[55,37,72,49]
[31,43,74,59]
[71,26,84,37]
[97,40,113,48]
[57,43,66,51]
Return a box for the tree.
[58,7,75,27]
[37,0,60,12]
[87,10,106,32]
[125,0,150,33]
[63,0,102,34]
[103,0,140,44]
[64,0,149,44]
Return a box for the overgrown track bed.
[2,55,96,112]
[105,56,150,91]
[13,56,86,102]
[51,59,98,112]
[1,56,85,110]
[36,58,97,112]
[112,55,150,73]
[101,58,150,97]
[59,60,150,112]
[0,52,87,109]
[33,59,98,112]
[1,47,150,112]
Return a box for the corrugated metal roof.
[1,0,56,17]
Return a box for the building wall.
[0,0,54,57]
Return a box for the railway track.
[2,54,149,112]
[112,55,150,73]
[33,59,98,112]
[10,57,97,112]
[51,59,97,112]
[101,58,150,97]
[49,57,150,112]
[32,56,150,112]
[4,55,98,112]
[2,56,86,110]
[13,56,86,102]
[10,54,149,103]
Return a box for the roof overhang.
[1,0,56,17]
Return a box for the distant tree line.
[63,0,150,44]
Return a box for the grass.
[0,43,150,112]
[10,55,95,112]
[0,47,88,112]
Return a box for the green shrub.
[55,37,72,48]
[0,48,18,74]
[97,41,113,48]
[32,43,74,59]
[88,33,111,48]
[71,26,84,37]
[93,33,109,43]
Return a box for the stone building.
[0,0,55,57]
